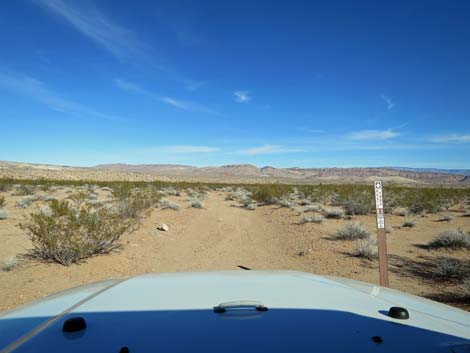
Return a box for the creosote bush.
[19,200,133,265]
[339,191,373,215]
[116,188,160,219]
[334,222,370,240]
[429,229,470,249]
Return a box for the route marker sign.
[374,180,389,287]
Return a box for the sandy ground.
[0,189,469,312]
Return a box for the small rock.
[157,223,169,231]
[298,249,312,256]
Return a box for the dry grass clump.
[303,204,321,213]
[323,207,345,219]
[278,197,295,208]
[401,219,416,228]
[433,258,469,280]
[0,210,9,220]
[189,197,204,209]
[438,215,454,222]
[356,238,377,259]
[334,222,370,240]
[301,214,324,224]
[429,229,470,249]
[19,200,133,265]
[460,278,470,297]
[2,256,18,271]
[159,199,180,211]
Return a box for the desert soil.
[0,189,469,312]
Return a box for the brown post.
[374,180,389,287]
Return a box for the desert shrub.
[112,183,133,201]
[462,211,470,217]
[385,225,392,234]
[14,184,35,196]
[250,184,291,205]
[460,278,470,297]
[298,199,311,206]
[323,207,345,219]
[304,204,321,213]
[19,200,133,265]
[87,199,103,207]
[438,215,454,222]
[0,210,8,220]
[278,197,295,208]
[356,238,377,259]
[41,194,56,202]
[88,192,98,200]
[429,229,470,249]
[334,222,370,240]
[116,189,160,219]
[402,219,416,228]
[159,199,180,211]
[246,203,257,210]
[340,191,373,215]
[433,258,469,280]
[2,256,18,271]
[17,197,34,208]
[0,195,5,208]
[393,207,408,216]
[0,180,12,192]
[301,214,324,224]
[189,198,204,209]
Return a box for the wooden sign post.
[374,180,389,287]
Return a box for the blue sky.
[0,0,469,168]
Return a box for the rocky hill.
[1,160,468,185]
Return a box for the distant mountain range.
[2,160,468,185]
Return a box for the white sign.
[374,181,383,209]
[377,215,385,229]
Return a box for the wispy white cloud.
[36,0,144,62]
[380,94,395,110]
[350,129,399,140]
[114,78,220,115]
[239,144,305,155]
[0,73,125,121]
[234,91,251,103]
[145,145,219,153]
[184,79,206,91]
[114,78,143,93]
[159,97,190,110]
[429,134,470,143]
